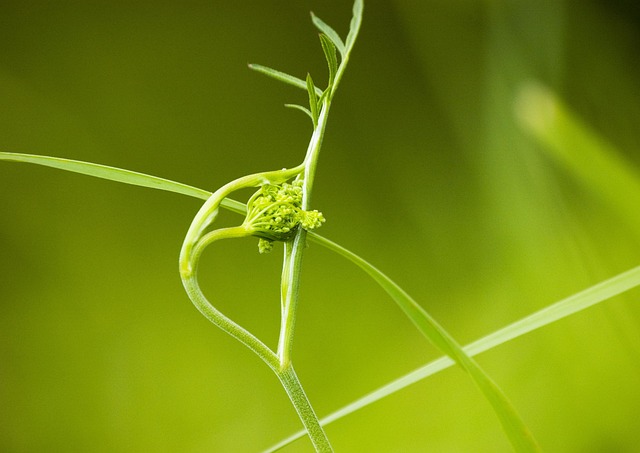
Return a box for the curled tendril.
[244,180,325,253]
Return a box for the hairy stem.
[277,365,333,452]
[180,227,280,371]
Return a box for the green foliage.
[2,0,639,451]
[250,0,363,126]
[319,34,338,89]
[311,12,346,56]
[306,74,320,127]
[177,3,368,450]
[247,64,320,95]
[0,1,537,450]
[0,152,211,200]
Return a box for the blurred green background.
[2,1,640,451]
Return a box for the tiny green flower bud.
[258,238,274,254]
[244,181,326,252]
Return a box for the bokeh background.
[2,1,640,451]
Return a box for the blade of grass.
[265,247,640,452]
[248,64,323,97]
[0,151,247,214]
[516,82,640,232]
[307,236,540,452]
[0,151,210,199]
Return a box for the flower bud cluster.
[244,181,325,253]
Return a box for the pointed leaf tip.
[310,11,346,56]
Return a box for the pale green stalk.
[174,161,336,452]
[177,168,332,451]
[278,366,332,453]
[277,98,330,369]
[175,3,365,450]
[255,5,363,450]
[270,94,333,450]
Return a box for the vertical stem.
[302,101,331,209]
[276,99,333,450]
[277,101,332,368]
[277,236,306,368]
[277,365,334,452]
[179,4,363,451]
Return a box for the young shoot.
[0,0,553,451]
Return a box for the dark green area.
[1,1,639,451]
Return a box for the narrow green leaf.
[0,151,247,215]
[220,197,247,215]
[516,82,640,232]
[310,12,346,56]
[249,64,323,96]
[317,89,330,109]
[306,73,319,127]
[267,238,640,453]
[284,103,314,124]
[319,34,338,89]
[0,152,211,199]
[327,0,363,99]
[307,236,539,452]
[345,0,364,54]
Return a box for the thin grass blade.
[0,151,211,199]
[307,236,540,451]
[310,12,345,56]
[0,151,248,214]
[249,64,323,96]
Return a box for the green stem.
[179,4,362,449]
[180,165,303,277]
[274,97,333,452]
[276,365,334,452]
[277,100,332,367]
[180,226,280,371]
[301,101,331,209]
[183,243,331,451]
[277,232,307,368]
